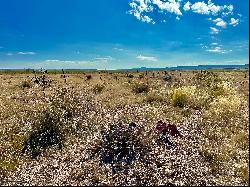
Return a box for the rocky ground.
[0,70,249,186]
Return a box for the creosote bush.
[133,83,149,94]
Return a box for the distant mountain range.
[120,64,249,72]
[0,64,249,72]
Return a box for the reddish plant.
[156,120,182,138]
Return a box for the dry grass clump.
[208,94,242,121]
[199,89,248,184]
[145,92,165,103]
[93,84,105,94]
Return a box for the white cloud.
[211,42,218,45]
[213,17,223,23]
[210,27,220,34]
[128,0,237,26]
[190,1,233,16]
[136,54,158,62]
[183,1,191,11]
[128,0,154,23]
[128,0,240,35]
[128,0,182,24]
[191,2,210,15]
[213,18,227,28]
[152,0,182,15]
[216,20,227,28]
[18,52,36,55]
[229,18,239,27]
[45,59,60,62]
[141,15,154,23]
[206,46,231,54]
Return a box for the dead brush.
[89,122,151,172]
[145,93,164,103]
[86,75,92,80]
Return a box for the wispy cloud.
[136,54,158,62]
[210,27,220,34]
[6,51,36,56]
[211,42,218,46]
[206,46,232,54]
[43,56,114,69]
[17,51,36,55]
[6,52,14,56]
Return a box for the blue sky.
[0,0,249,69]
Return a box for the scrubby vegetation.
[132,83,149,94]
[0,70,248,185]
